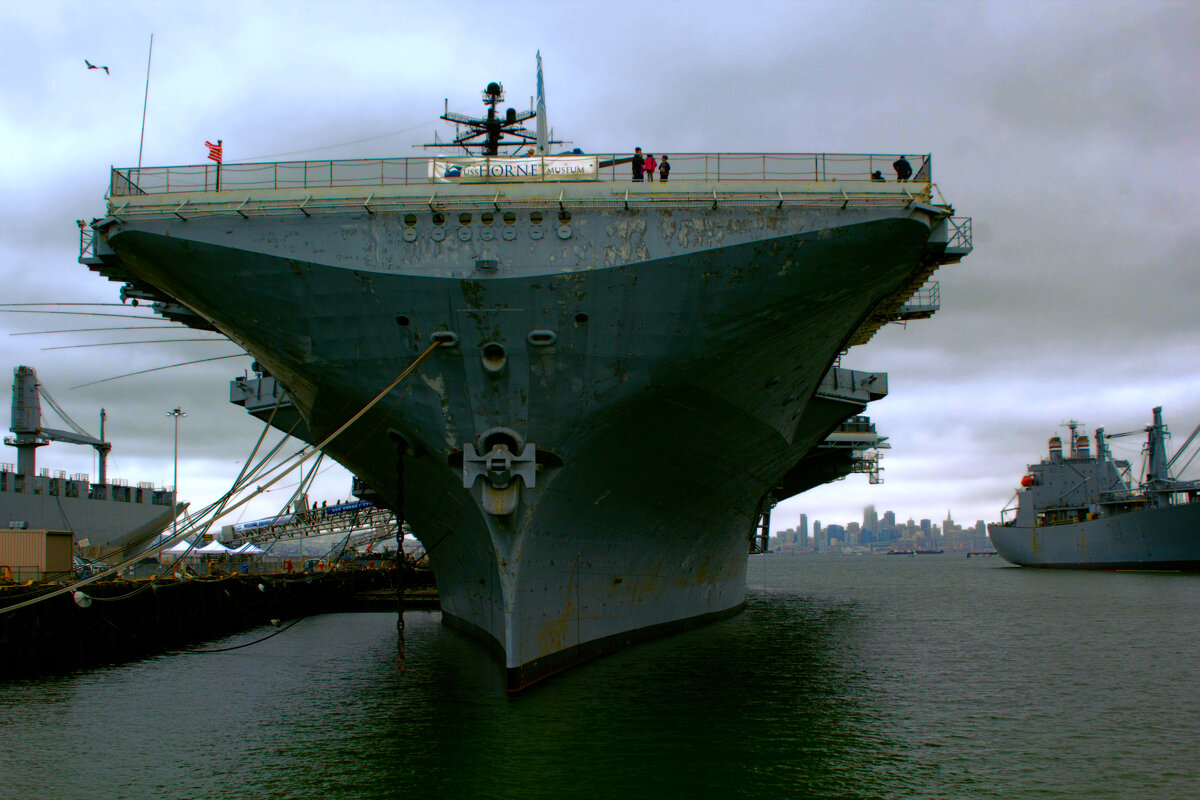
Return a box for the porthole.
[481,212,494,225]
[530,211,543,224]
[575,312,589,325]
[503,212,517,225]
[396,315,410,327]
[432,212,445,225]
[404,214,417,226]
[459,213,472,225]
[558,210,572,223]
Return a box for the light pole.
[167,407,187,539]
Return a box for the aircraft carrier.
[78,65,972,688]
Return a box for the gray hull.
[988,502,1200,570]
[88,180,961,687]
[1,469,178,553]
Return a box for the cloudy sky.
[2,0,1197,534]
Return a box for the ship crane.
[5,366,111,482]
[1098,408,1200,498]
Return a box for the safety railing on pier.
[2,565,48,583]
[108,152,932,197]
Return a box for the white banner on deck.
[429,155,598,183]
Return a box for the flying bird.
[84,59,109,74]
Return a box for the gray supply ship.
[2,366,181,556]
[78,63,972,688]
[989,408,1200,569]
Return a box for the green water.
[2,555,1197,798]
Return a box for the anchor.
[463,438,537,516]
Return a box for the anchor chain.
[395,440,406,676]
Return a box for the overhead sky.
[2,0,1197,535]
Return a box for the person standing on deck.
[659,155,671,182]
[643,153,657,183]
[632,147,644,181]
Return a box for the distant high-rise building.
[863,504,878,534]
[798,513,809,548]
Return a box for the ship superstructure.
[79,64,971,688]
[989,408,1200,569]
[2,366,181,556]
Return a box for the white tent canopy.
[164,539,200,554]
[196,541,233,554]
[231,542,264,554]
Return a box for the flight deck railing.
[946,216,972,251]
[78,220,97,260]
[897,281,941,319]
[108,152,932,197]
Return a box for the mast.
[9,366,45,477]
[425,57,556,156]
[98,409,108,483]
[1145,406,1170,488]
[1095,427,1108,462]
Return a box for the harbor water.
[3,554,1197,799]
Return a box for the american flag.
[205,140,223,164]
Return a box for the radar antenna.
[426,81,539,156]
[426,60,563,157]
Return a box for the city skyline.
[770,504,992,553]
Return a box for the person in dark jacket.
[893,155,913,182]
[632,147,644,181]
[659,155,671,182]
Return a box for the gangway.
[223,499,399,550]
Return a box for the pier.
[0,564,435,677]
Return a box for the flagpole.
[136,34,154,177]
[205,140,223,190]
